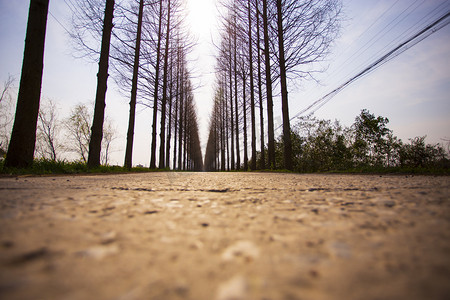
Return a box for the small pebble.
[384,200,396,208]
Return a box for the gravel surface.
[0,172,449,300]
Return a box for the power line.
[371,0,450,67]
[286,0,437,122]
[332,0,425,84]
[63,0,77,14]
[278,10,450,131]
[49,10,72,35]
[329,0,402,79]
[336,0,450,87]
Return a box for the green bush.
[276,110,449,174]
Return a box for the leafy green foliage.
[275,110,449,173]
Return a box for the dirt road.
[0,172,449,300]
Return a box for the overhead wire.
[335,0,450,87]
[276,9,450,131]
[49,10,72,35]
[370,0,450,66]
[63,0,77,14]
[309,10,450,114]
[306,11,450,115]
[333,0,424,84]
[328,0,402,80]
[286,0,421,123]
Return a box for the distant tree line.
[2,0,203,170]
[203,0,448,173]
[204,0,343,171]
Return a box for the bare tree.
[69,0,199,169]
[101,118,117,165]
[88,0,115,168]
[124,0,144,169]
[261,0,275,169]
[5,0,49,168]
[212,0,342,170]
[233,10,241,170]
[276,0,292,169]
[275,0,342,169]
[246,0,257,170]
[66,103,116,164]
[0,76,15,155]
[149,0,164,169]
[36,99,62,161]
[255,0,266,169]
[0,75,15,105]
[158,0,172,169]
[66,104,92,163]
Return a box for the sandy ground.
[0,172,449,300]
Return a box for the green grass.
[1,159,448,176]
[301,166,450,175]
[0,159,157,176]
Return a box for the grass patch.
[0,159,158,176]
[1,159,448,176]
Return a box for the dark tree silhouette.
[87,0,115,168]
[274,0,342,169]
[247,0,257,170]
[276,0,292,169]
[261,0,275,169]
[158,0,171,169]
[36,99,61,161]
[5,0,49,168]
[124,0,144,169]
[208,0,342,171]
[256,0,266,169]
[149,0,163,169]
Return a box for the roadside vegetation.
[1,108,448,176]
[0,159,154,176]
[1,0,203,172]
[265,110,450,174]
[0,2,447,176]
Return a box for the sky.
[0,0,449,167]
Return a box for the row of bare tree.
[204,0,342,171]
[4,0,203,170]
[2,77,119,165]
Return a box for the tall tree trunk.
[178,70,184,170]
[224,81,230,171]
[172,82,178,169]
[183,95,187,170]
[220,93,225,171]
[124,0,144,169]
[228,31,235,170]
[5,0,49,168]
[233,16,240,170]
[262,0,275,169]
[214,114,218,170]
[166,54,173,169]
[256,0,266,169]
[242,73,248,171]
[248,0,257,170]
[276,0,292,170]
[88,0,115,168]
[150,0,164,169]
[159,0,171,169]
[173,45,180,169]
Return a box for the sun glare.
[185,0,217,39]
